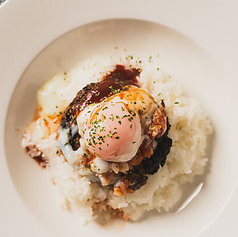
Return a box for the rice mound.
[22,55,212,223]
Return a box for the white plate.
[1,0,238,236]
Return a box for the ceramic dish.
[1,0,238,236]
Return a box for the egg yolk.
[84,97,142,162]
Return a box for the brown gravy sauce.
[25,145,47,168]
[90,64,140,105]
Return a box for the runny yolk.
[84,97,142,162]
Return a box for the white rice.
[22,55,212,224]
